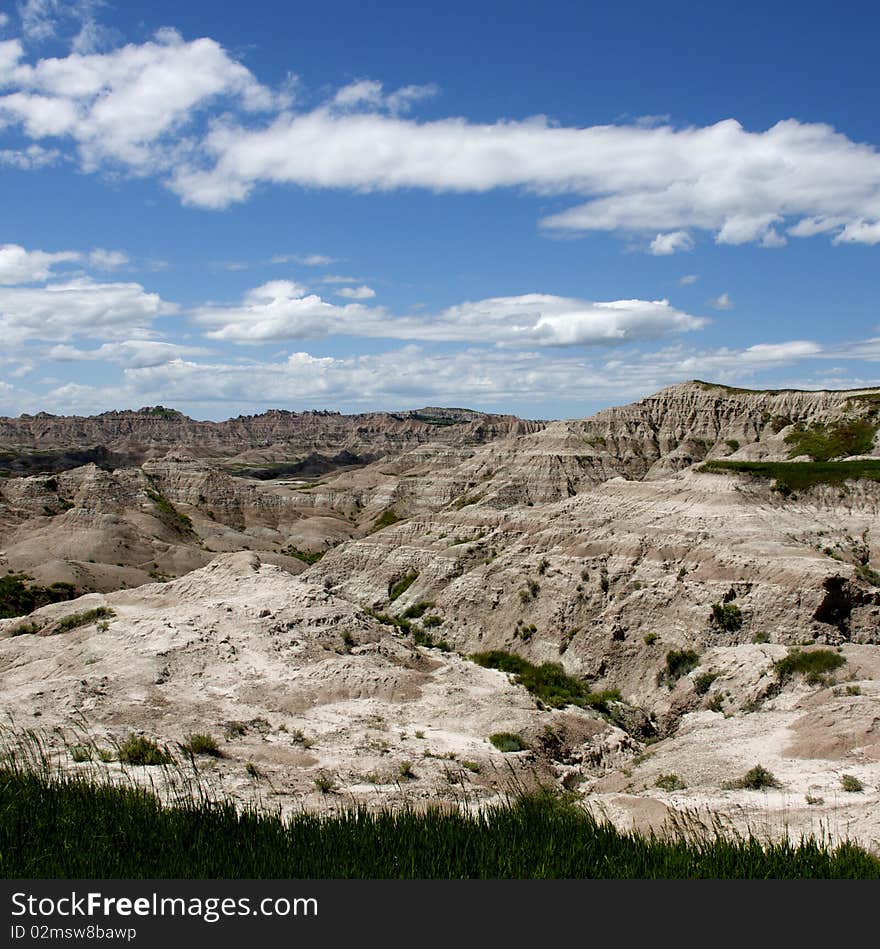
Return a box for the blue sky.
[1,0,879,420]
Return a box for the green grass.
[698,458,880,492]
[488,732,529,752]
[784,419,878,461]
[280,546,325,565]
[774,648,846,685]
[402,601,433,619]
[470,650,619,712]
[55,606,115,632]
[1,769,877,878]
[388,571,418,601]
[181,733,223,757]
[117,734,172,766]
[370,509,401,533]
[146,487,195,536]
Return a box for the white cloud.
[0,13,9,30]
[190,282,706,347]
[17,1,112,53]
[49,339,209,367]
[3,28,880,249]
[709,292,733,311]
[0,242,79,283]
[321,274,359,284]
[270,253,338,266]
[0,142,59,167]
[88,247,129,269]
[0,277,177,345]
[332,79,438,115]
[649,230,694,255]
[833,219,880,245]
[0,28,277,173]
[335,284,375,299]
[191,280,375,342]
[678,274,698,286]
[165,110,880,248]
[20,332,840,419]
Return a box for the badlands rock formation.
[1,381,879,850]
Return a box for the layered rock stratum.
[1,381,879,850]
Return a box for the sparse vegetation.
[489,732,528,752]
[471,650,619,712]
[840,774,864,793]
[643,632,658,645]
[55,606,115,633]
[699,459,880,493]
[774,648,845,685]
[710,602,743,631]
[313,773,336,794]
[370,509,401,533]
[659,649,700,686]
[655,774,686,791]
[693,672,719,695]
[388,572,418,601]
[145,487,195,536]
[784,418,878,462]
[0,574,78,619]
[402,601,433,619]
[117,734,171,766]
[181,733,222,757]
[724,765,780,790]
[280,546,325,565]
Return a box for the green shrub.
[655,774,686,791]
[146,488,194,536]
[784,419,878,462]
[711,602,743,631]
[55,606,114,633]
[840,774,863,793]
[725,765,780,790]
[69,745,92,763]
[774,648,845,685]
[0,574,78,619]
[181,733,222,757]
[313,773,336,794]
[280,546,325,565]
[643,632,658,645]
[402,601,433,619]
[489,732,528,753]
[389,572,418,601]
[693,672,719,695]
[117,735,171,766]
[471,650,618,711]
[699,459,880,493]
[659,649,700,686]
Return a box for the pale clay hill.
[1,380,880,851]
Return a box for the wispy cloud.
[335,284,375,299]
[649,230,693,255]
[709,292,733,311]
